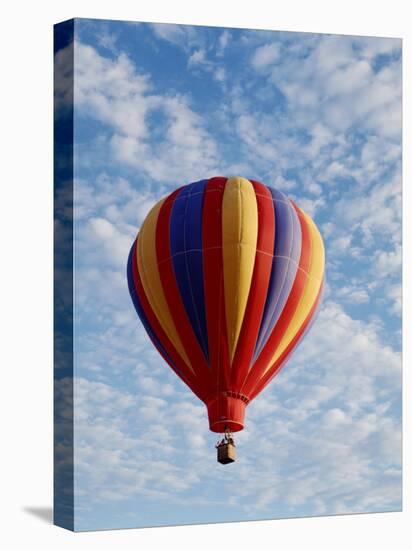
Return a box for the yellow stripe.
[136,198,192,370]
[264,209,325,373]
[222,176,258,363]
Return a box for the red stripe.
[156,188,212,399]
[230,180,275,392]
[241,203,312,397]
[202,176,230,398]
[131,238,201,398]
[248,278,324,400]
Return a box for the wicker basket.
[217,442,236,464]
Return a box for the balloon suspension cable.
[224,425,235,446]
[215,425,236,448]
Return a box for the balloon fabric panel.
[127,241,175,371]
[230,180,275,392]
[129,238,201,397]
[266,206,325,370]
[248,277,324,400]
[136,198,192,369]
[169,180,210,361]
[240,203,313,397]
[156,189,212,396]
[252,187,302,360]
[201,177,231,395]
[222,177,258,364]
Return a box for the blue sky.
[57,18,401,530]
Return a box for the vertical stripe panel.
[222,176,258,363]
[253,189,302,359]
[230,180,275,390]
[127,241,175,369]
[156,188,212,396]
[249,277,324,400]
[241,203,313,396]
[202,176,230,393]
[129,239,200,396]
[169,179,209,359]
[136,197,192,368]
[265,206,325,370]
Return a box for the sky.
[56,18,401,531]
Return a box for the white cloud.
[75,44,150,137]
[251,43,280,69]
[149,23,203,51]
[217,30,230,56]
[150,23,185,45]
[322,407,347,426]
[274,174,296,191]
[269,35,401,137]
[96,28,118,51]
[359,37,401,60]
[293,195,325,217]
[304,122,335,159]
[69,376,214,510]
[336,285,369,304]
[374,245,402,278]
[321,222,335,238]
[361,135,401,176]
[110,97,219,181]
[292,300,400,381]
[214,67,226,82]
[335,176,401,244]
[186,45,227,85]
[323,160,348,180]
[74,173,160,244]
[306,181,322,195]
[74,41,220,183]
[325,60,372,96]
[188,48,206,66]
[215,34,399,228]
[112,309,136,327]
[80,216,132,269]
[385,283,401,316]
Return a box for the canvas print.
[54,18,402,531]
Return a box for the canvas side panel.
[54,19,75,532]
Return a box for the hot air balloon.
[127,176,325,463]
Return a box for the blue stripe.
[127,242,181,374]
[253,187,302,360]
[169,179,209,361]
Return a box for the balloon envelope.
[127,176,325,432]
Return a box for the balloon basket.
[216,429,236,464]
[217,442,236,464]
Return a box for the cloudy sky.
[57,18,401,530]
